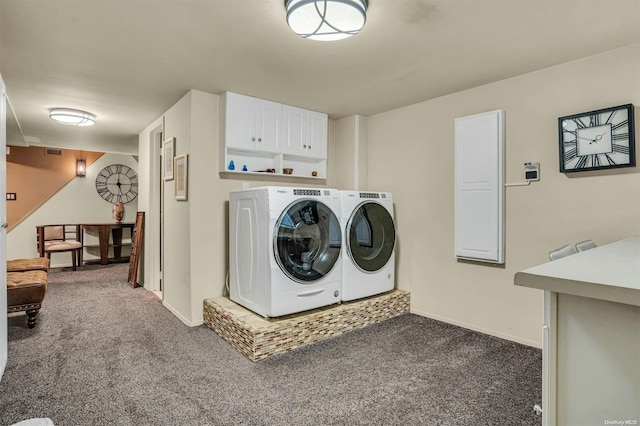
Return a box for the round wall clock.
[95,164,139,203]
[558,103,635,173]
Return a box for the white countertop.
[515,237,640,306]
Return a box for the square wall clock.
[558,103,635,173]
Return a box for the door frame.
[1,74,8,379]
[144,122,164,292]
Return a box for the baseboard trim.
[162,300,202,327]
[410,308,542,349]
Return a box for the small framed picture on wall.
[174,154,188,201]
[162,137,175,181]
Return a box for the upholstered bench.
[7,270,48,328]
[7,257,50,273]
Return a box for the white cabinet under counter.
[220,91,327,180]
[515,237,640,426]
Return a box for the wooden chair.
[36,224,83,271]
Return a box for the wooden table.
[515,237,640,426]
[81,223,134,265]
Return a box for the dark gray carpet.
[1,264,542,425]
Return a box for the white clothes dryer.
[229,186,342,317]
[339,191,396,301]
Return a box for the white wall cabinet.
[220,92,327,179]
[224,92,281,153]
[282,105,328,159]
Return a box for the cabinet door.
[454,109,504,264]
[282,105,307,156]
[306,111,328,159]
[255,99,282,153]
[226,92,256,150]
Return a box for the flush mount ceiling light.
[49,108,96,126]
[285,0,368,41]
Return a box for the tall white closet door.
[454,109,505,263]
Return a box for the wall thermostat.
[524,162,540,181]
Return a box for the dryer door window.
[347,202,395,273]
[274,200,342,283]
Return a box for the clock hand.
[577,136,596,142]
[578,131,609,144]
[590,132,608,144]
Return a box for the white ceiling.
[1,0,639,154]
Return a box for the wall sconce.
[76,159,87,177]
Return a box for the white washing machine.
[229,186,342,317]
[340,190,396,301]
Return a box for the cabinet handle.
[258,138,262,142]
[303,145,307,149]
[308,145,311,149]
[251,137,255,142]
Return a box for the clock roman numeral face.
[95,164,139,203]
[559,104,635,173]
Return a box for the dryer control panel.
[359,192,380,198]
[294,189,321,196]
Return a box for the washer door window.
[347,202,395,273]
[275,200,342,283]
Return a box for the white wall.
[161,92,193,323]
[365,44,640,347]
[139,90,226,326]
[188,91,220,321]
[334,115,368,190]
[7,152,139,267]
